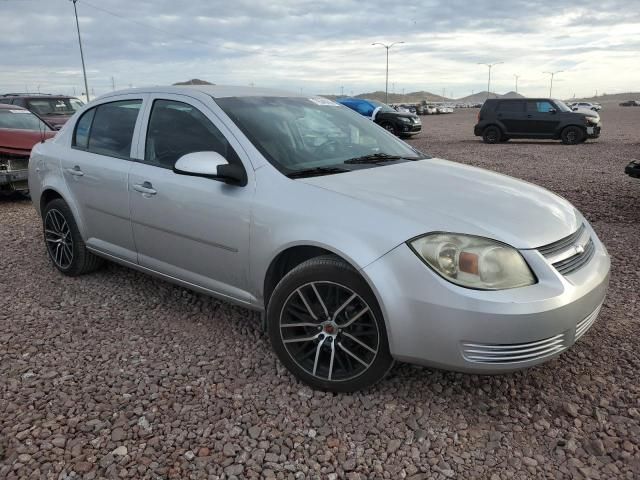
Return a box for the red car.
[0,104,56,194]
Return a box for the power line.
[80,0,283,58]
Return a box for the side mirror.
[173,151,246,186]
[549,108,557,114]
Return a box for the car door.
[128,94,254,302]
[525,100,560,136]
[494,100,526,134]
[61,95,145,262]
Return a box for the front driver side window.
[144,99,237,169]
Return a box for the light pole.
[514,74,520,94]
[543,70,563,97]
[478,62,503,98]
[372,41,404,104]
[71,0,90,102]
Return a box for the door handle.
[527,114,533,118]
[66,165,84,176]
[132,181,157,195]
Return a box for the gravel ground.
[1,106,639,479]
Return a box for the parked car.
[420,103,437,115]
[571,102,601,112]
[474,98,602,145]
[0,93,84,129]
[436,105,454,114]
[0,103,55,194]
[620,100,640,107]
[29,86,610,392]
[625,160,640,179]
[337,97,421,137]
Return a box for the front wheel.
[380,121,397,136]
[561,126,585,145]
[267,256,394,392]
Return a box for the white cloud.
[0,0,638,98]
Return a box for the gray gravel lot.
[1,106,639,479]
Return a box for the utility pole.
[478,62,503,98]
[514,74,520,94]
[543,70,563,97]
[372,41,405,104]
[111,76,116,91]
[341,85,344,96]
[71,0,90,101]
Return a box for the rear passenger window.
[73,108,95,149]
[496,101,524,112]
[144,99,237,169]
[84,100,142,158]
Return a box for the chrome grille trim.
[537,223,595,275]
[461,334,566,364]
[575,302,602,340]
[538,224,586,256]
[553,238,595,275]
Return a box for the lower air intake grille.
[461,334,566,364]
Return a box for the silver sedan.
[28,85,610,392]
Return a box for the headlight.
[585,116,599,124]
[398,117,411,123]
[409,233,536,290]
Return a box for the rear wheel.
[561,126,584,145]
[267,255,393,392]
[42,198,104,276]
[482,126,502,144]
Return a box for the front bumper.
[400,123,422,135]
[0,168,29,187]
[363,224,610,372]
[586,124,601,138]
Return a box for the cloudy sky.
[1,0,639,99]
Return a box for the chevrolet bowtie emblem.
[574,244,585,255]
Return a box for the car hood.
[300,159,581,249]
[0,128,56,156]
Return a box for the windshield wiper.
[286,166,349,179]
[344,153,415,164]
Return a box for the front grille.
[537,224,594,275]
[461,334,566,364]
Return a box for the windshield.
[27,97,83,116]
[0,109,51,131]
[215,96,426,174]
[554,100,573,113]
[367,100,397,113]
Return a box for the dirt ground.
[1,106,639,479]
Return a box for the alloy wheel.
[279,281,380,382]
[44,209,74,269]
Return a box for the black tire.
[42,198,104,276]
[267,255,394,392]
[380,121,397,136]
[561,126,584,145]
[482,126,502,144]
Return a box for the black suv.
[474,98,601,145]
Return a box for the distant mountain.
[570,92,640,104]
[456,91,525,103]
[173,79,214,85]
[324,90,451,103]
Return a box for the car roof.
[0,94,77,99]
[99,85,304,99]
[0,103,27,110]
